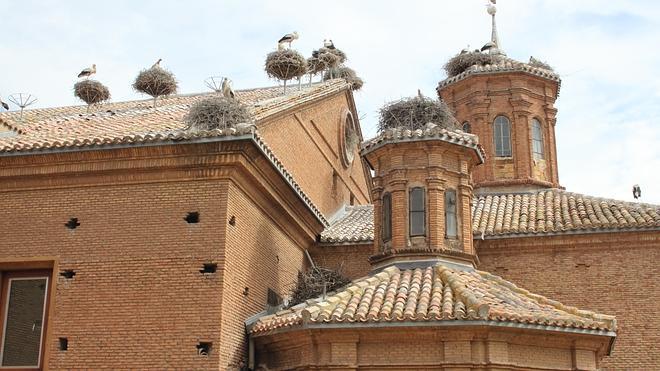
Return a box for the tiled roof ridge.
[479,188,659,209]
[250,263,616,335]
[438,56,561,92]
[361,124,485,162]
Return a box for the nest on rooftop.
[378,95,459,132]
[185,96,252,131]
[528,57,554,71]
[288,265,351,307]
[320,47,347,64]
[265,49,308,81]
[444,51,501,77]
[74,80,111,105]
[324,66,364,91]
[317,51,340,71]
[133,67,178,98]
[307,56,326,75]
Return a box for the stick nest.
[379,96,459,132]
[320,47,347,64]
[74,80,111,105]
[324,66,364,91]
[185,96,252,131]
[133,67,178,97]
[288,266,351,307]
[444,51,501,77]
[528,56,554,71]
[265,49,308,80]
[307,57,326,75]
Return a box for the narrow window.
[531,119,544,159]
[493,116,512,157]
[0,270,50,368]
[382,193,392,241]
[409,188,426,237]
[445,189,458,238]
[462,122,471,133]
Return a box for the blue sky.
[1,0,659,203]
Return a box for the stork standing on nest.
[278,31,299,50]
[221,77,235,99]
[151,58,162,69]
[632,184,642,199]
[77,64,97,79]
[0,95,8,111]
[323,39,335,50]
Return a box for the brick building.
[0,5,658,371]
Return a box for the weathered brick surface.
[309,244,372,280]
[476,231,660,370]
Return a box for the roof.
[437,55,561,93]
[250,263,616,336]
[472,189,660,238]
[319,189,660,243]
[0,80,349,154]
[320,205,374,244]
[360,124,486,163]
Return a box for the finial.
[486,0,506,56]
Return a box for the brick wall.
[476,231,660,370]
[309,244,372,280]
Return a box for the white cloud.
[1,0,658,203]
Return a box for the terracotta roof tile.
[250,263,616,335]
[318,189,660,243]
[0,80,349,154]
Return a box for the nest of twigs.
[307,57,326,75]
[265,49,308,81]
[288,266,351,307]
[185,96,252,131]
[379,95,459,132]
[320,47,347,64]
[444,51,501,77]
[74,80,111,105]
[324,66,364,91]
[133,67,178,98]
[528,57,554,71]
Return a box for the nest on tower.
[307,56,326,75]
[444,51,501,77]
[320,47,347,64]
[74,80,111,106]
[323,66,364,91]
[528,56,554,71]
[288,265,351,307]
[185,96,252,131]
[378,95,459,132]
[133,67,178,104]
[264,49,308,81]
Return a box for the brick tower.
[361,122,484,269]
[437,2,562,193]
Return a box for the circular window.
[341,111,358,167]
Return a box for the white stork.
[323,39,335,50]
[77,64,97,79]
[632,184,642,199]
[0,95,8,111]
[151,58,162,69]
[278,31,299,50]
[221,77,235,99]
[480,41,496,52]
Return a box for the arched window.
[409,187,426,236]
[531,119,544,159]
[462,122,471,133]
[382,193,392,241]
[445,189,457,238]
[493,116,512,157]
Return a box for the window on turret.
[493,116,512,157]
[409,188,426,237]
[445,189,458,238]
[462,122,471,133]
[532,119,544,159]
[382,193,392,242]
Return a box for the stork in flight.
[77,64,97,79]
[221,77,235,99]
[278,31,299,50]
[0,96,8,111]
[152,58,162,69]
[632,184,642,199]
[323,39,335,50]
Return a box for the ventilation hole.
[199,263,217,274]
[184,212,200,224]
[60,270,76,279]
[59,338,68,351]
[243,287,249,296]
[228,215,236,226]
[196,342,212,356]
[65,218,80,229]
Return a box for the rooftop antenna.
[8,93,38,121]
[486,0,506,56]
[204,76,225,93]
